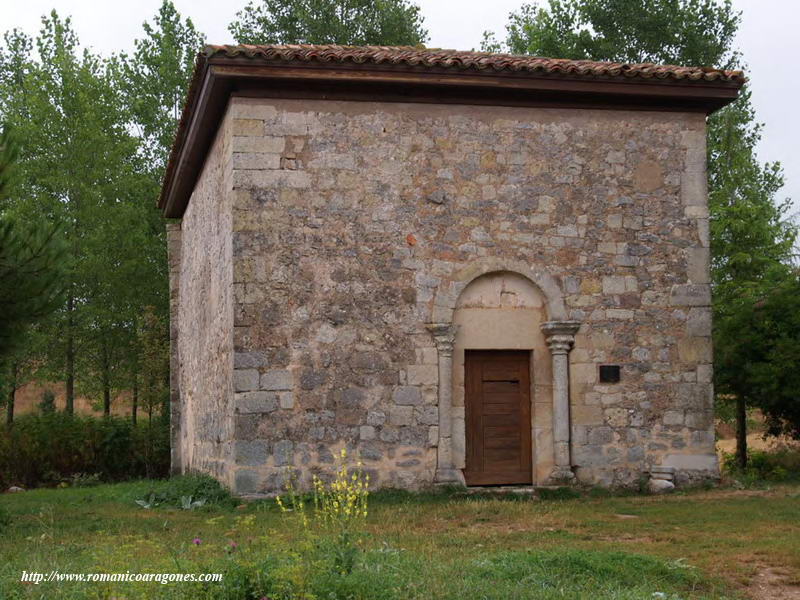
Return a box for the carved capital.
[541,320,581,355]
[426,323,458,357]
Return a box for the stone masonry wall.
[211,96,714,493]
[176,116,235,483]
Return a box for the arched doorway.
[451,271,549,485]
[427,258,579,487]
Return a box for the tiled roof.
[204,44,745,84]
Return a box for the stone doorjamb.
[427,258,576,486]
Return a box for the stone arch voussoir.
[430,257,567,325]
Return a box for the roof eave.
[159,57,741,219]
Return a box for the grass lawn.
[1,480,799,599]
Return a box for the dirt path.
[748,565,800,600]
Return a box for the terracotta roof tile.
[204,44,745,84]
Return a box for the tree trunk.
[102,345,111,417]
[131,377,138,426]
[735,395,748,469]
[5,362,17,426]
[65,295,75,415]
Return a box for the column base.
[547,467,576,485]
[435,468,466,487]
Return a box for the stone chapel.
[160,45,744,495]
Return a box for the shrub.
[722,445,800,483]
[38,390,56,414]
[0,413,169,489]
[135,474,237,510]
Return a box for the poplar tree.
[0,13,142,414]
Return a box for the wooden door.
[464,350,532,486]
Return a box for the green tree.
[114,1,201,420]
[137,306,170,424]
[229,0,428,46]
[716,273,800,441]
[485,0,797,467]
[0,13,143,414]
[0,126,67,424]
[116,0,205,168]
[483,0,738,67]
[0,215,66,358]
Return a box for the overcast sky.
[2,0,798,215]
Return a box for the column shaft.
[541,320,581,484]
[426,323,461,484]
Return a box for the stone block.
[279,392,294,409]
[229,102,278,120]
[360,425,376,440]
[686,307,711,337]
[300,369,327,390]
[232,152,281,170]
[406,365,438,385]
[572,405,603,425]
[232,169,311,190]
[232,119,264,136]
[235,440,268,466]
[428,426,439,447]
[393,386,423,406]
[235,392,279,414]
[234,369,260,392]
[571,363,597,387]
[696,364,713,383]
[359,444,383,461]
[415,405,439,426]
[587,426,613,445]
[399,426,428,446]
[670,284,710,307]
[627,446,645,462]
[273,440,294,467]
[233,135,285,154]
[389,406,414,426]
[261,369,292,391]
[602,276,626,295]
[573,444,607,466]
[234,469,261,495]
[662,453,718,471]
[607,309,634,319]
[367,410,387,426]
[604,408,628,427]
[677,337,712,363]
[379,427,399,443]
[419,347,438,365]
[648,478,675,494]
[686,247,710,284]
[685,411,712,430]
[681,171,707,206]
[663,411,685,426]
[234,352,267,369]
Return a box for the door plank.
[464,350,532,486]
